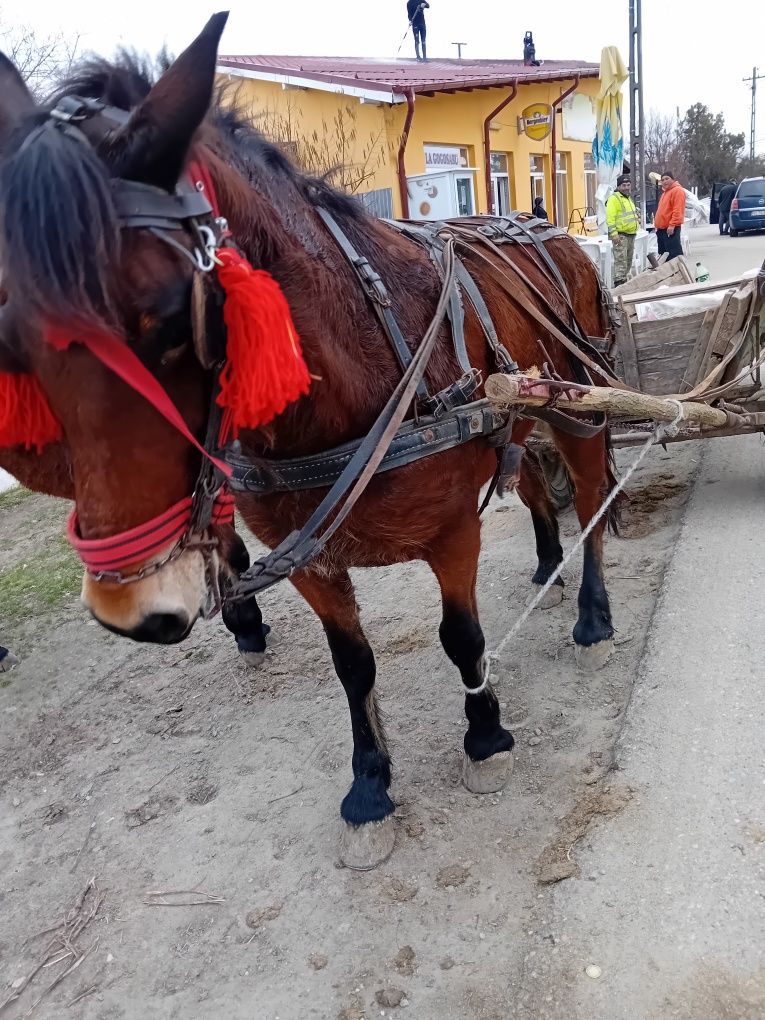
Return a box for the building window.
[584,153,597,214]
[490,151,511,216]
[555,152,570,227]
[530,154,545,211]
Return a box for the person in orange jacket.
[654,171,686,261]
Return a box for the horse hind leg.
[291,569,395,870]
[427,512,514,794]
[517,448,564,609]
[552,430,615,670]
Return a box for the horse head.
[0,14,239,643]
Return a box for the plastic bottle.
[695,261,710,282]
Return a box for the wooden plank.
[693,292,733,387]
[631,311,707,351]
[615,296,641,388]
[611,257,692,298]
[620,276,749,305]
[632,342,699,395]
[677,258,695,284]
[680,309,717,392]
[711,290,753,357]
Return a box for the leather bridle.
[41,95,236,614]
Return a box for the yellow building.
[217,55,601,230]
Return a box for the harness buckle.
[50,96,105,124]
[425,369,481,418]
[353,256,392,308]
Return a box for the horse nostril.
[130,612,191,645]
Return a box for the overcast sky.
[1,0,761,145]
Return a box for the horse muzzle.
[81,546,210,644]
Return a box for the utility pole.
[628,0,646,224]
[743,67,764,160]
[452,42,466,60]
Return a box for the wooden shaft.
[484,373,748,431]
[611,422,765,447]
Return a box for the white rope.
[463,654,490,695]
[485,400,685,670]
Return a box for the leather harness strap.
[315,206,430,404]
[228,400,502,494]
[229,236,462,597]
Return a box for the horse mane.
[0,51,368,332]
[0,110,122,327]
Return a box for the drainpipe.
[397,89,416,219]
[550,75,580,227]
[483,80,518,215]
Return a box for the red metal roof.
[217,55,599,96]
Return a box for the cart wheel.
[537,447,574,511]
[729,229,739,237]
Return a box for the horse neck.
[209,155,406,454]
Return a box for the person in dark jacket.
[717,179,737,235]
[406,0,429,61]
[523,31,541,66]
[532,195,548,220]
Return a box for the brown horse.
[0,16,617,866]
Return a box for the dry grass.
[0,878,104,1016]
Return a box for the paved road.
[686,222,765,280]
[523,434,765,1018]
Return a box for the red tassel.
[0,371,62,452]
[215,248,310,442]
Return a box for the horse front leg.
[291,569,395,870]
[218,525,271,665]
[552,431,615,670]
[426,513,514,794]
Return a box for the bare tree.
[254,96,387,195]
[643,109,689,180]
[0,9,80,96]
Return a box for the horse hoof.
[575,639,614,672]
[240,649,266,668]
[462,749,514,794]
[527,582,563,610]
[0,651,19,673]
[339,816,396,870]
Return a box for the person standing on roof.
[606,174,640,286]
[654,170,686,261]
[407,0,429,61]
[523,31,541,67]
[532,195,548,220]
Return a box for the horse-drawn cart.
[487,256,765,452]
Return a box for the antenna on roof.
[452,42,467,60]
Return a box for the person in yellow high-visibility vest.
[606,174,640,286]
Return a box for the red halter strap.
[45,324,232,478]
[67,490,235,577]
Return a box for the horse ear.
[0,53,36,149]
[115,12,229,190]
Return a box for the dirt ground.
[0,443,701,1019]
